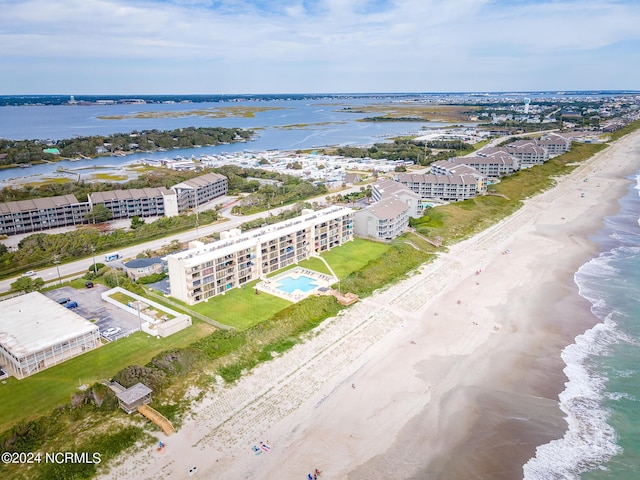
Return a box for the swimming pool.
[276,275,318,293]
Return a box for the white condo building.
[167,207,354,304]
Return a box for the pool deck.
[256,267,337,303]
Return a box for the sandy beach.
[101,130,640,480]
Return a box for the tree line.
[0,211,218,280]
[0,127,253,166]
[334,138,474,166]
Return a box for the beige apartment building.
[167,207,354,304]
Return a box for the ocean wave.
[523,317,623,480]
[605,391,637,402]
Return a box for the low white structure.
[0,292,100,379]
[101,287,192,338]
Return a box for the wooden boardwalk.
[138,404,176,436]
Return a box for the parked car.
[56,297,71,305]
[65,301,78,309]
[102,327,121,337]
[85,281,94,288]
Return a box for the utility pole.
[53,255,62,286]
[91,245,97,273]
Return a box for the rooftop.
[0,292,98,358]
[116,382,153,404]
[0,194,82,215]
[172,172,227,190]
[89,187,174,203]
[124,257,163,269]
[363,197,408,220]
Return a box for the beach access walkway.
[138,404,176,436]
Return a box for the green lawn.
[189,280,291,330]
[188,238,391,330]
[311,238,392,278]
[0,320,215,433]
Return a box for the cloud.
[0,0,639,93]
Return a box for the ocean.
[524,174,640,479]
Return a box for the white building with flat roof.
[167,206,354,304]
[0,292,100,379]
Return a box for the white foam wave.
[605,391,637,402]
[523,317,623,479]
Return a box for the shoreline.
[101,130,640,480]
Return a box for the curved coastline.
[99,131,640,480]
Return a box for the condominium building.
[395,172,479,201]
[538,133,571,155]
[482,142,548,166]
[89,187,178,219]
[171,172,228,211]
[0,194,90,236]
[0,172,229,237]
[167,207,354,304]
[371,178,423,218]
[353,197,409,241]
[435,152,518,178]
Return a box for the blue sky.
[1,0,639,94]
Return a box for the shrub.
[89,263,105,273]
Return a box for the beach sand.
[100,130,640,480]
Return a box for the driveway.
[43,285,142,340]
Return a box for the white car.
[102,327,122,337]
[22,271,37,277]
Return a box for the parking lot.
[43,285,142,341]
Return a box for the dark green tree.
[85,204,113,223]
[10,276,44,293]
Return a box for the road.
[0,185,367,294]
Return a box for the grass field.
[187,238,391,330]
[0,320,215,433]
[353,104,480,123]
[312,238,392,278]
[189,280,291,330]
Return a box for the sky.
[1,0,639,95]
